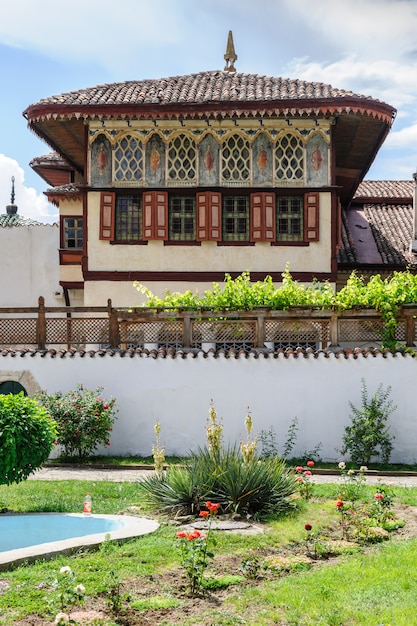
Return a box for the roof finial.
[224,30,237,73]
[6,176,18,215]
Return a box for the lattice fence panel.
[45,318,110,345]
[119,320,184,348]
[0,318,37,345]
[394,320,406,341]
[339,319,407,344]
[265,319,329,347]
[192,320,257,346]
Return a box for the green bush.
[0,392,58,485]
[36,384,118,460]
[340,378,396,465]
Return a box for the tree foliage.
[0,393,58,485]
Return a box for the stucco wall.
[1,350,416,464]
[0,224,60,306]
[84,191,332,306]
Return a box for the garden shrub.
[340,378,396,465]
[37,384,118,460]
[0,392,58,485]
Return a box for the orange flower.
[205,501,220,513]
[306,460,315,467]
[187,530,204,540]
[176,531,187,538]
[199,510,209,517]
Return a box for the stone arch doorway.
[0,380,27,395]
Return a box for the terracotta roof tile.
[28,71,384,109]
[0,214,43,227]
[0,346,401,359]
[355,180,413,200]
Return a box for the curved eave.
[24,96,396,124]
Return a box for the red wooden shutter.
[250,192,276,242]
[99,192,115,240]
[143,191,168,240]
[304,192,320,242]
[196,192,222,241]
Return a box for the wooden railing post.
[183,313,192,348]
[36,296,46,350]
[108,299,121,348]
[256,311,266,348]
[404,312,416,347]
[329,312,339,347]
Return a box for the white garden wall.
[1,350,416,464]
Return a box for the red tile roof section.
[24,71,395,122]
[355,180,413,200]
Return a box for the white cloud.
[385,121,417,148]
[288,56,417,110]
[283,0,417,64]
[0,155,58,223]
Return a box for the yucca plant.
[212,449,298,515]
[137,445,297,517]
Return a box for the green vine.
[134,267,417,345]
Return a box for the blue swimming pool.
[0,513,159,570]
[0,514,121,552]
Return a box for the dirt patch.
[10,506,417,626]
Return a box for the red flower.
[176,531,187,538]
[205,502,220,513]
[106,441,110,446]
[374,493,384,500]
[295,466,303,472]
[304,523,312,531]
[187,530,204,540]
[303,470,312,477]
[336,500,344,509]
[297,476,304,483]
[199,510,209,517]
[103,404,109,410]
[307,460,315,467]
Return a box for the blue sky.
[1,0,417,222]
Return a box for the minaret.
[6,176,18,215]
[410,170,417,253]
[224,31,237,73]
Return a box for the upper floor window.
[167,135,196,183]
[221,134,250,183]
[169,195,196,241]
[276,196,303,241]
[275,134,304,182]
[223,196,249,241]
[63,217,83,248]
[114,135,143,182]
[115,195,142,241]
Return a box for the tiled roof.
[355,180,413,200]
[0,346,406,359]
[339,180,415,266]
[0,214,43,227]
[364,203,414,264]
[29,152,69,168]
[45,183,82,195]
[28,71,386,110]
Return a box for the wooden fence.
[0,297,416,351]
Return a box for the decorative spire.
[224,30,237,73]
[6,176,18,215]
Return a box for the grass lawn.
[0,480,417,625]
